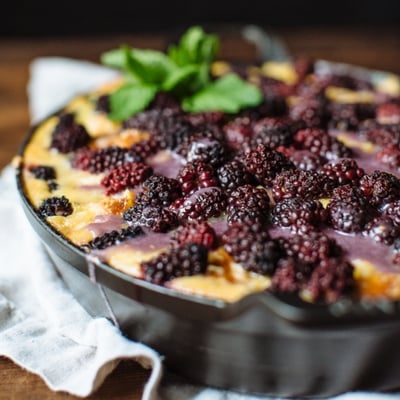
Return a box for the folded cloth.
[1,56,399,400]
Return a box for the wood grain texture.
[0,27,399,399]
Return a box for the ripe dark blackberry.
[242,144,295,186]
[217,160,255,194]
[382,200,400,226]
[177,160,219,195]
[280,231,339,266]
[29,165,56,181]
[50,113,90,153]
[359,170,400,208]
[328,103,376,131]
[223,117,254,151]
[226,185,270,225]
[258,75,293,98]
[288,150,326,171]
[95,94,110,113]
[289,99,327,128]
[376,145,400,171]
[148,92,181,111]
[101,162,153,195]
[171,221,217,250]
[38,195,73,218]
[328,74,373,91]
[327,195,370,233]
[361,121,400,147]
[251,117,297,150]
[141,243,208,284]
[137,175,181,208]
[272,197,327,229]
[129,137,160,160]
[86,226,143,250]
[184,138,229,168]
[321,158,365,188]
[305,258,355,303]
[270,258,304,294]
[294,128,352,161]
[123,108,193,150]
[271,169,328,201]
[123,204,178,233]
[364,216,400,245]
[72,146,142,173]
[222,222,282,275]
[174,187,226,221]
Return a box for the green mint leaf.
[101,46,175,85]
[162,65,200,94]
[109,83,158,121]
[125,47,176,84]
[182,74,263,113]
[101,48,126,69]
[168,26,219,66]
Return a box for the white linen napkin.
[0,56,399,400]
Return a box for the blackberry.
[328,103,375,131]
[184,138,228,168]
[321,158,365,188]
[294,128,352,161]
[29,165,56,181]
[376,145,400,171]
[171,221,217,250]
[270,258,304,294]
[382,200,400,226]
[148,92,181,111]
[272,197,327,229]
[288,150,326,171]
[222,222,282,275]
[289,99,327,128]
[72,146,141,173]
[123,108,193,150]
[242,144,295,186]
[359,170,400,209]
[226,185,270,225]
[217,160,255,194]
[259,75,293,98]
[271,170,328,201]
[101,162,153,195]
[364,216,400,245]
[50,113,90,153]
[376,102,400,124]
[327,195,370,233]
[361,122,400,147]
[141,243,208,284]
[280,231,339,266]
[129,137,160,160]
[177,160,219,195]
[328,74,373,91]
[95,94,110,113]
[38,195,73,218]
[174,187,226,221]
[223,117,253,151]
[137,175,181,208]
[86,226,143,250]
[123,204,178,233]
[305,258,355,303]
[251,117,296,150]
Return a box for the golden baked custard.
[18,28,400,304]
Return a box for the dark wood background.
[0,26,400,398]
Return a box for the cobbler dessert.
[18,28,400,304]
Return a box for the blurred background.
[2,0,400,36]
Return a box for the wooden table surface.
[0,26,399,399]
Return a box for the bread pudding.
[17,27,400,305]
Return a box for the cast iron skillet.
[15,50,400,396]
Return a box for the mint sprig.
[101,26,263,121]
